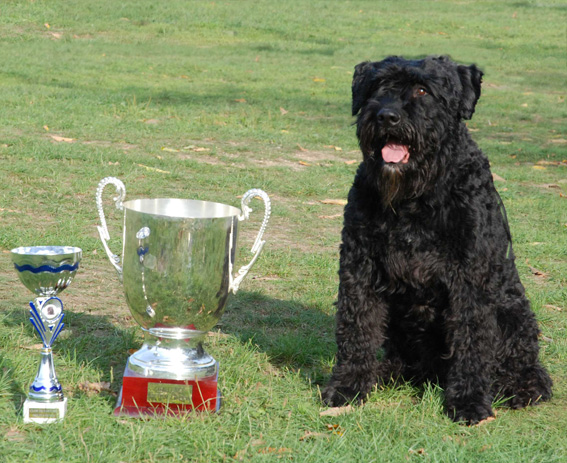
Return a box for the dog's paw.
[321,384,363,407]
[497,365,553,409]
[506,385,552,410]
[447,402,494,426]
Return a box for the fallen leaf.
[19,344,44,351]
[44,23,50,29]
[313,77,326,83]
[43,125,49,131]
[536,160,566,166]
[137,164,170,174]
[325,423,344,436]
[279,107,288,115]
[296,144,308,152]
[319,405,353,417]
[143,119,160,125]
[298,160,310,166]
[234,98,247,103]
[251,275,280,281]
[5,428,26,442]
[319,214,342,219]
[543,304,562,311]
[50,32,63,39]
[492,173,506,182]
[78,381,112,395]
[257,447,292,455]
[299,431,329,441]
[549,139,567,144]
[183,145,210,152]
[532,165,546,170]
[50,135,75,143]
[345,160,358,165]
[207,331,230,338]
[529,266,547,278]
[161,147,179,153]
[474,415,496,426]
[320,199,347,206]
[539,333,553,343]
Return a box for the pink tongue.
[382,143,410,164]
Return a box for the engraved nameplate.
[29,408,59,419]
[147,382,193,405]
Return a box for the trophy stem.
[23,347,67,424]
[28,348,64,402]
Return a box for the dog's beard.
[357,120,419,206]
[357,108,443,207]
[379,164,405,206]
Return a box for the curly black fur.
[322,55,552,424]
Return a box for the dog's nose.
[377,109,401,126]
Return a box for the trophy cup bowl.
[96,177,270,417]
[11,245,82,423]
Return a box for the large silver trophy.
[96,177,270,416]
[11,246,82,423]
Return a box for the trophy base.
[23,397,67,424]
[113,365,220,417]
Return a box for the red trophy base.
[114,365,220,417]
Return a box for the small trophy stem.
[23,347,67,424]
[28,348,64,402]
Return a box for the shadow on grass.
[220,290,337,386]
[0,307,138,410]
[0,288,337,416]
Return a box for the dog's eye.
[414,87,428,97]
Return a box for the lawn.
[0,0,566,461]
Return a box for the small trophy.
[11,246,82,424]
[96,177,270,417]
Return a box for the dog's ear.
[352,61,379,116]
[457,64,483,120]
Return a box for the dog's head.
[352,55,483,205]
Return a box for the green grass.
[1,0,566,461]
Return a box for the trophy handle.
[229,189,271,293]
[96,177,126,277]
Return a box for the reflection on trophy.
[11,246,82,423]
[96,177,270,417]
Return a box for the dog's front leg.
[443,281,497,424]
[322,240,387,407]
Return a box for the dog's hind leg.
[493,292,552,409]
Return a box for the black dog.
[322,55,552,424]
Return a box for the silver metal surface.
[11,246,82,296]
[96,177,270,380]
[10,246,82,405]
